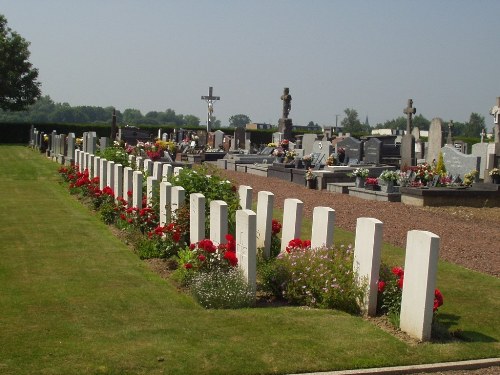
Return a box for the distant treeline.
[0,95,201,127]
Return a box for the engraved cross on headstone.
[403,99,416,134]
[201,86,221,132]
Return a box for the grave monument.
[400,99,416,168]
[201,86,220,133]
[279,87,293,141]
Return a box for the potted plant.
[285,149,297,163]
[364,177,380,191]
[272,147,285,162]
[348,168,369,188]
[302,154,312,169]
[489,168,500,184]
[378,170,399,193]
[305,168,316,189]
[326,154,336,166]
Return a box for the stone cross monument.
[490,97,500,143]
[446,120,454,145]
[201,86,221,132]
[400,99,416,168]
[403,99,416,134]
[279,87,293,141]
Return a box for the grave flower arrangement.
[267,142,277,147]
[305,168,315,181]
[280,139,290,149]
[463,169,478,187]
[348,168,369,178]
[411,163,434,184]
[302,154,312,161]
[488,168,500,177]
[326,154,336,166]
[378,170,399,183]
[285,149,296,162]
[272,147,285,157]
[365,177,379,186]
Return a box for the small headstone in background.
[363,138,382,164]
[337,137,363,164]
[311,140,333,166]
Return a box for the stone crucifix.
[201,86,220,132]
[403,99,416,134]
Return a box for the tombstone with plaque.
[363,138,382,164]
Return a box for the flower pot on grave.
[294,158,302,169]
[306,179,317,189]
[355,177,365,188]
[380,181,395,193]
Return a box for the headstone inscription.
[363,138,382,164]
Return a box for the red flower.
[189,243,196,250]
[271,219,282,235]
[391,267,404,278]
[378,280,386,293]
[184,263,193,269]
[397,276,404,289]
[433,289,444,312]
[223,251,238,266]
[198,254,206,262]
[127,191,133,197]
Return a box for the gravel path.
[217,169,500,277]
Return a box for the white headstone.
[135,156,144,171]
[238,185,253,210]
[107,161,115,190]
[310,207,336,249]
[123,167,134,207]
[159,182,172,226]
[99,158,107,190]
[236,209,257,294]
[162,164,173,181]
[400,230,440,341]
[189,193,205,244]
[153,161,163,180]
[132,171,143,209]
[256,191,274,257]
[353,217,383,316]
[114,164,123,200]
[173,166,183,176]
[280,198,304,252]
[146,176,158,207]
[171,186,185,219]
[143,159,153,176]
[209,200,228,245]
[426,118,443,164]
[93,156,101,179]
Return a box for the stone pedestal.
[279,118,293,141]
[400,134,416,168]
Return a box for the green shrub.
[97,146,130,167]
[190,268,255,309]
[257,258,289,298]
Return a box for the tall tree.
[229,114,251,128]
[463,112,485,138]
[0,14,41,111]
[340,108,368,133]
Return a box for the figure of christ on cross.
[403,99,416,134]
[201,86,220,132]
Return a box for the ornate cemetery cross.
[201,86,221,132]
[480,128,486,143]
[403,99,416,134]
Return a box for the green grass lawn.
[0,145,498,375]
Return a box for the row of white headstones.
[68,147,441,342]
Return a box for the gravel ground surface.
[217,169,500,277]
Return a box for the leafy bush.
[98,146,130,167]
[190,268,255,309]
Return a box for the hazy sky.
[3,0,500,130]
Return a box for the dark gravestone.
[120,126,151,146]
[233,128,246,150]
[337,137,363,164]
[364,138,382,164]
[258,147,274,155]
